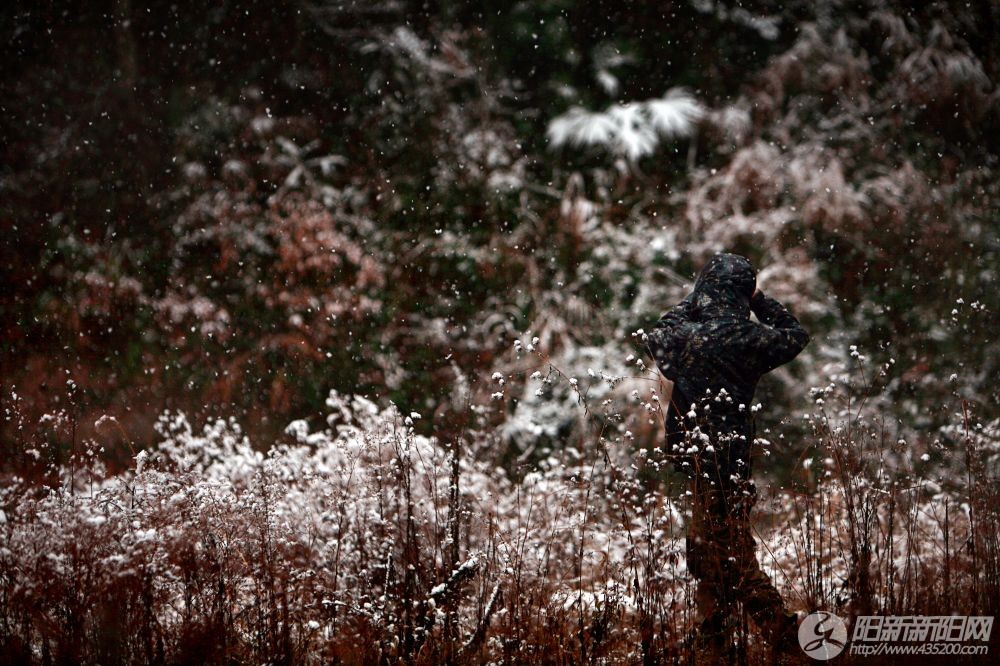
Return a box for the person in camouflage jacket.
[645,253,810,660]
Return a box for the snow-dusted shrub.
[547,89,704,161]
[0,389,689,663]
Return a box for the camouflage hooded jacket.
[645,253,810,489]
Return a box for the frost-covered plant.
[547,89,704,161]
[0,386,687,663]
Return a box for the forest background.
[1,1,999,663]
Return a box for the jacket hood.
[691,253,756,319]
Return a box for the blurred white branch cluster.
[546,88,704,161]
